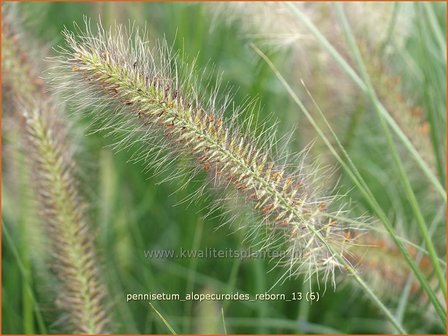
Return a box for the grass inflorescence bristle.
[2,6,110,333]
[53,20,365,286]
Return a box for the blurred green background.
[2,2,446,334]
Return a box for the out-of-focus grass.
[2,2,446,334]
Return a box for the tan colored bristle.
[2,6,110,333]
[53,20,365,285]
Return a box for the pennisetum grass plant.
[52,19,364,286]
[359,41,438,176]
[2,4,445,333]
[2,5,47,112]
[212,2,440,182]
[2,6,109,334]
[51,19,417,333]
[223,2,446,329]
[345,231,433,296]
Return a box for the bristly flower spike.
[53,19,364,287]
[2,6,110,333]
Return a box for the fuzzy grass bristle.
[53,20,364,286]
[22,101,109,334]
[2,8,46,106]
[359,42,438,176]
[345,231,433,297]
[2,6,110,333]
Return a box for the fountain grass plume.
[1,5,46,107]
[359,42,438,175]
[22,100,109,333]
[2,6,110,333]
[345,231,433,296]
[52,19,365,286]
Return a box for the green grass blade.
[379,2,401,54]
[251,45,407,333]
[251,44,446,328]
[221,308,228,334]
[422,2,446,60]
[342,262,406,334]
[395,206,445,323]
[3,223,47,334]
[334,2,446,299]
[285,2,445,200]
[149,302,177,334]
